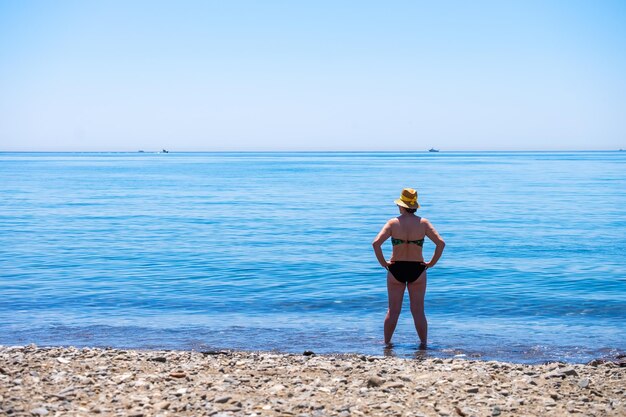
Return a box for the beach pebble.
[269,384,286,394]
[466,387,479,394]
[366,376,384,387]
[154,401,170,410]
[561,367,578,376]
[545,366,578,379]
[214,395,231,404]
[578,378,590,388]
[168,371,186,378]
[544,398,557,408]
[454,406,467,416]
[30,407,49,416]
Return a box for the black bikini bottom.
[388,261,426,283]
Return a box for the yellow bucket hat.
[395,188,420,209]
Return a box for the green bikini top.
[391,237,424,247]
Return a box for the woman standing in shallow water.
[372,188,445,348]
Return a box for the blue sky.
[1,1,625,151]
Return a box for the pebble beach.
[1,345,624,417]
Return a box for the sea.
[1,151,624,363]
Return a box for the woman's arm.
[424,219,445,268]
[372,220,393,269]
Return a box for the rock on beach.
[0,345,624,416]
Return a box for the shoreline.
[2,337,623,365]
[1,345,624,416]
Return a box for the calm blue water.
[1,151,624,363]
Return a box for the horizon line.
[1,149,624,153]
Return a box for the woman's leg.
[407,270,428,346]
[384,273,406,344]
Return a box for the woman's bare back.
[389,215,427,262]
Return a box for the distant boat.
[428,148,439,153]
[138,150,145,153]
[161,149,169,153]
